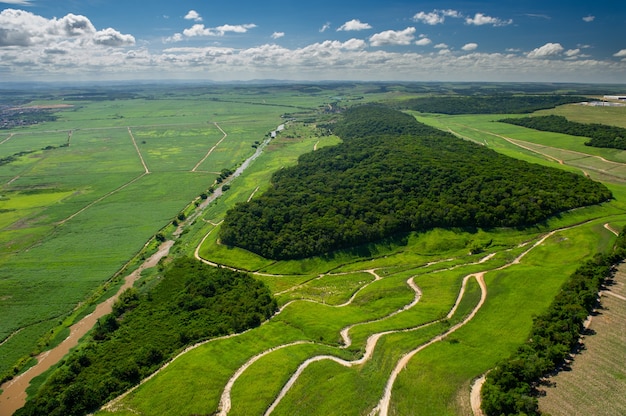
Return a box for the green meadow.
[0,85,350,382]
[92,99,626,415]
[2,85,626,415]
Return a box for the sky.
[0,0,625,84]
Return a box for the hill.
[219,105,611,259]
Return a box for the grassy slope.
[97,101,626,415]
[6,89,626,415]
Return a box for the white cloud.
[413,11,445,25]
[0,9,133,48]
[320,22,331,33]
[527,42,564,58]
[164,33,184,43]
[413,9,461,25]
[565,48,580,57]
[415,37,432,46]
[184,10,203,22]
[0,0,33,4]
[183,23,256,37]
[337,19,372,31]
[272,32,285,40]
[93,28,135,47]
[465,13,512,26]
[582,15,595,22]
[370,27,416,46]
[462,43,478,51]
[1,9,625,84]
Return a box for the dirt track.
[0,241,173,416]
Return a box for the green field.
[2,84,626,416]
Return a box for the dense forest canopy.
[499,114,626,150]
[16,258,277,416]
[219,106,611,260]
[400,95,588,114]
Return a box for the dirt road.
[0,241,173,416]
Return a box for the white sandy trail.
[370,273,487,416]
[217,341,313,415]
[470,374,487,416]
[604,222,620,236]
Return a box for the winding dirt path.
[217,341,314,416]
[470,374,487,416]
[604,222,620,236]
[0,241,174,416]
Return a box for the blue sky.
[1,0,625,83]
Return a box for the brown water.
[0,240,174,416]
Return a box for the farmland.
[1,83,626,416]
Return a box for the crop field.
[537,263,626,416]
[2,84,626,416]
[0,85,350,384]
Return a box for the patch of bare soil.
[537,265,626,416]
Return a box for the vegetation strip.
[480,228,626,416]
[500,115,626,150]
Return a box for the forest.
[15,258,277,416]
[399,95,588,114]
[499,114,626,150]
[481,228,626,416]
[219,105,612,260]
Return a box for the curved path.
[261,227,576,416]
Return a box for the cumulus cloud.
[183,23,256,37]
[565,48,580,57]
[614,49,626,58]
[434,43,448,49]
[0,9,133,48]
[319,22,331,33]
[93,28,136,47]
[582,15,595,22]
[370,27,416,46]
[337,19,372,31]
[413,9,460,25]
[415,36,432,46]
[462,42,478,51]
[527,42,564,58]
[272,32,285,40]
[465,13,512,26]
[185,10,203,22]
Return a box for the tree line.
[219,105,611,260]
[481,228,626,416]
[16,257,277,416]
[499,114,626,150]
[398,95,588,115]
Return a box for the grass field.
[0,85,347,383]
[3,85,626,416]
